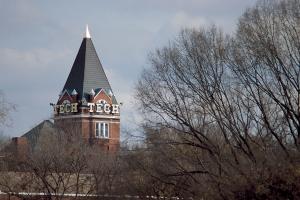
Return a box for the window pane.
[105,123,109,138]
[95,123,99,137]
[100,123,104,137]
[95,122,109,138]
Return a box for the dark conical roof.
[62,36,112,100]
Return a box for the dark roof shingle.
[62,38,115,102]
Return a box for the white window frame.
[95,122,109,138]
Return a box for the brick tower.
[53,26,120,151]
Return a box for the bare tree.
[135,0,300,199]
[0,121,131,200]
[0,91,14,151]
[0,90,15,130]
[230,0,300,154]
[1,1,300,199]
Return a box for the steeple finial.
[85,25,91,38]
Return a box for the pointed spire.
[85,25,91,38]
[89,89,95,96]
[108,89,113,97]
[62,26,116,103]
[71,89,78,95]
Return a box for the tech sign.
[53,101,120,115]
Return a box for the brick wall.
[54,89,120,152]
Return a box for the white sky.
[0,0,257,138]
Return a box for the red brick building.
[53,26,120,151]
[7,26,120,156]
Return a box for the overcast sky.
[0,0,257,138]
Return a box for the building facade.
[6,26,120,158]
[53,26,120,151]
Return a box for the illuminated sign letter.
[53,104,58,114]
[59,104,64,113]
[71,103,78,112]
[87,103,95,112]
[111,104,119,114]
[96,103,103,113]
[65,104,71,113]
[104,104,111,114]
